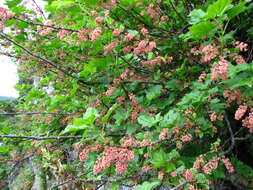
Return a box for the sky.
[0,1,18,97]
[0,0,46,98]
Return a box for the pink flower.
[203,157,219,174]
[159,128,168,140]
[183,169,193,182]
[222,158,235,174]
[242,112,253,133]
[158,171,165,179]
[113,28,121,36]
[235,41,248,51]
[235,105,247,120]
[91,27,102,42]
[124,34,134,41]
[104,40,119,56]
[210,111,217,122]
[105,86,116,96]
[170,171,177,177]
[200,44,219,63]
[57,30,69,40]
[181,134,192,142]
[211,59,229,81]
[141,28,148,36]
[95,17,103,24]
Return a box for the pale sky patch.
[0,0,46,97]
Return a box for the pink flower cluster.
[38,21,53,36]
[159,128,169,140]
[133,40,156,55]
[79,144,103,161]
[129,93,145,120]
[235,105,247,120]
[211,59,229,81]
[105,86,116,96]
[158,171,165,179]
[124,33,134,41]
[191,44,219,63]
[77,29,88,42]
[140,28,148,36]
[193,155,205,170]
[183,169,193,182]
[203,157,219,174]
[141,4,161,19]
[142,165,152,173]
[232,53,246,65]
[0,7,14,22]
[209,111,224,122]
[122,136,137,147]
[113,28,121,36]
[235,41,248,52]
[223,88,243,106]
[141,56,165,69]
[222,158,235,174]
[242,112,253,133]
[181,133,192,142]
[93,147,134,174]
[57,30,69,40]
[104,39,119,55]
[198,72,207,83]
[91,27,102,42]
[95,17,103,25]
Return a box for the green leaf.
[5,0,22,8]
[189,9,207,24]
[135,181,161,190]
[102,104,120,125]
[137,113,162,127]
[83,108,99,124]
[228,63,250,78]
[188,21,215,39]
[206,0,233,19]
[0,145,10,153]
[146,85,163,101]
[227,1,248,19]
[62,124,89,134]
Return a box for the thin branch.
[0,112,74,116]
[31,0,47,20]
[0,135,82,140]
[168,182,187,190]
[219,116,235,156]
[0,32,93,86]
[13,16,79,32]
[122,80,164,86]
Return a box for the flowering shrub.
[0,0,253,189]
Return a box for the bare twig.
[168,182,187,190]
[0,112,73,116]
[14,16,79,32]
[219,116,235,156]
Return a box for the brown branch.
[0,135,82,140]
[0,112,74,116]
